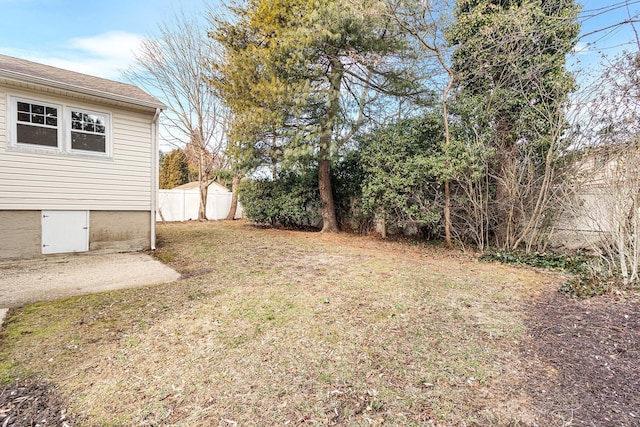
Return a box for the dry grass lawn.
[0,221,561,426]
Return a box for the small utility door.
[42,211,89,255]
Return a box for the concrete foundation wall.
[0,210,151,259]
[0,210,41,259]
[89,211,150,252]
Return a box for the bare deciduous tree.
[126,10,228,221]
[563,52,640,285]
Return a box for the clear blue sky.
[0,0,637,81]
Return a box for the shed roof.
[173,181,231,193]
[0,54,165,110]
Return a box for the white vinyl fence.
[157,188,241,221]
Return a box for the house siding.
[0,84,154,211]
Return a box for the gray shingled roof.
[0,54,164,109]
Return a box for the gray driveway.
[0,252,181,321]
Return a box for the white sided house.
[0,54,164,259]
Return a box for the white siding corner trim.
[150,108,161,250]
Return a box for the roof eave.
[0,69,166,110]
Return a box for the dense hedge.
[239,169,321,228]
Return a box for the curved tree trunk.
[441,71,454,249]
[318,57,343,233]
[225,174,242,221]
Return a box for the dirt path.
[522,292,640,426]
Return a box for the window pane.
[17,112,30,122]
[96,124,106,134]
[17,102,30,112]
[71,131,105,153]
[46,117,57,126]
[85,123,95,132]
[32,114,44,125]
[72,111,82,121]
[46,107,57,118]
[72,121,82,130]
[17,124,58,147]
[32,104,44,114]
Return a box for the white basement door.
[41,211,89,255]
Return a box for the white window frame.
[67,106,112,158]
[9,96,62,152]
[8,94,112,159]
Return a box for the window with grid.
[70,110,107,153]
[16,101,59,147]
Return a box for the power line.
[578,0,640,21]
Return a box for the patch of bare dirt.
[522,291,640,426]
[0,379,78,426]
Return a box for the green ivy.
[480,250,588,273]
[558,275,613,299]
[480,250,618,298]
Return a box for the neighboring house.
[0,54,164,259]
[157,181,243,222]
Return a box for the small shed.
[157,181,243,221]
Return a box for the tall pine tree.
[212,0,420,232]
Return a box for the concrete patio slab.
[0,252,181,314]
